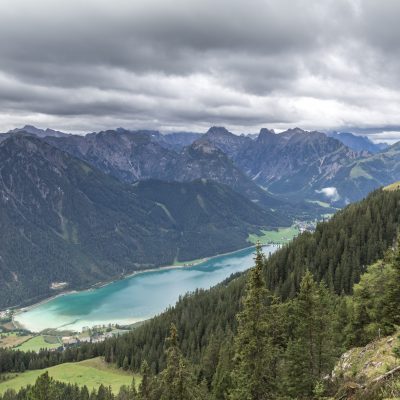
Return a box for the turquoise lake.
[15,244,278,332]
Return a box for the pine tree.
[81,386,90,400]
[28,372,56,400]
[229,243,276,400]
[212,336,234,400]
[138,361,152,400]
[283,271,334,398]
[122,356,129,371]
[159,323,203,400]
[387,236,400,325]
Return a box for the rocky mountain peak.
[257,128,276,143]
[205,126,233,137]
[6,125,68,138]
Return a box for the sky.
[1,0,400,141]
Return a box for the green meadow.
[0,357,139,394]
[248,226,299,245]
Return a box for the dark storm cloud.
[0,0,399,137]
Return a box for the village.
[60,325,129,348]
[0,320,131,352]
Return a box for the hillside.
[331,332,400,399]
[0,357,138,395]
[0,135,283,309]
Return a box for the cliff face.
[330,332,400,399]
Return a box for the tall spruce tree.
[283,271,335,398]
[212,334,234,400]
[229,243,276,400]
[159,323,204,400]
[138,361,152,400]
[387,236,400,325]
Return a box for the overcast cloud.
[1,0,400,139]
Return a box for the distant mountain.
[25,123,399,208]
[327,131,388,153]
[199,127,400,206]
[0,135,284,308]
[113,128,201,151]
[6,125,69,138]
[322,141,400,204]
[46,129,296,213]
[197,127,365,205]
[196,126,252,158]
[156,131,202,150]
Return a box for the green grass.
[350,165,373,179]
[0,357,140,394]
[248,226,299,245]
[384,181,400,191]
[0,332,33,349]
[14,335,62,352]
[332,331,399,384]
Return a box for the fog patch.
[316,187,340,202]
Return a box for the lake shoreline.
[13,243,280,331]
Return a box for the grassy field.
[14,335,62,352]
[0,357,139,394]
[248,226,299,245]
[0,332,32,349]
[349,165,373,179]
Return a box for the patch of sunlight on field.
[0,357,140,394]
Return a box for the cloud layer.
[1,0,400,137]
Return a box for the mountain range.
[326,131,388,153]
[11,124,395,208]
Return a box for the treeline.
[0,343,106,374]
[0,372,134,400]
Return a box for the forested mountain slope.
[0,135,283,308]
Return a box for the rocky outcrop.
[330,333,400,399]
